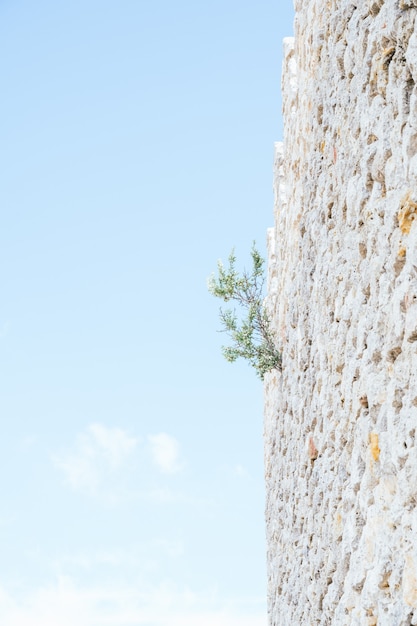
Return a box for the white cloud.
[53,423,139,496]
[148,433,184,474]
[233,464,250,478]
[88,423,138,468]
[0,578,267,626]
[53,426,188,501]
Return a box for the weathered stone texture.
[265,1,417,624]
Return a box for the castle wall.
[265,2,417,624]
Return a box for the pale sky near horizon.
[0,1,294,624]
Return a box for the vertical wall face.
[265,1,417,624]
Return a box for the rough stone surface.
[265,2,417,624]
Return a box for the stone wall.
[264,1,417,624]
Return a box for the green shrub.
[207,244,281,380]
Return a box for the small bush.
[207,244,281,380]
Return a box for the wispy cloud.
[233,464,250,478]
[53,425,187,501]
[88,423,138,467]
[56,539,184,569]
[148,433,184,474]
[0,578,267,626]
[53,423,139,496]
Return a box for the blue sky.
[0,1,294,624]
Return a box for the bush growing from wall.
[208,244,281,380]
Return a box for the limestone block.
[401,0,417,8]
[405,29,417,81]
[403,553,417,607]
[369,0,385,15]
